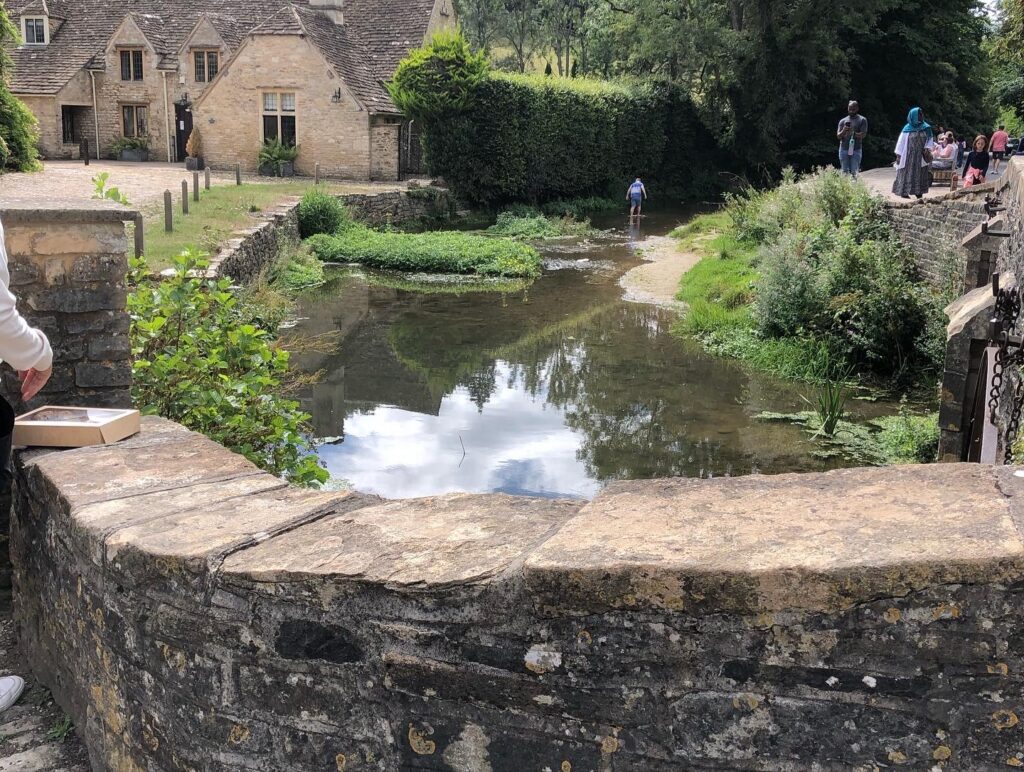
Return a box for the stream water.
[291,209,896,499]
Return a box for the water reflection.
[291,213,891,499]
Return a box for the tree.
[991,0,1024,128]
[454,0,505,53]
[0,1,40,172]
[387,30,490,120]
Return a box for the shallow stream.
[291,209,896,499]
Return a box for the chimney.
[309,0,343,24]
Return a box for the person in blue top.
[627,178,647,218]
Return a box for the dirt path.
[620,235,702,311]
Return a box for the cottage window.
[261,91,296,146]
[121,105,148,137]
[194,50,219,83]
[23,17,46,44]
[119,49,144,81]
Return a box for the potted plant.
[111,135,150,162]
[184,128,204,171]
[258,139,298,177]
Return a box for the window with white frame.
[23,17,46,44]
[193,50,219,83]
[121,105,148,137]
[119,49,144,81]
[261,91,296,146]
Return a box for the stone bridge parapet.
[13,417,1024,770]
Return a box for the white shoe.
[0,675,25,713]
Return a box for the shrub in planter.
[258,139,298,177]
[184,128,204,171]
[111,135,150,162]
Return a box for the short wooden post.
[81,138,89,166]
[192,172,200,201]
[181,180,189,215]
[315,162,320,185]
[235,163,241,185]
[204,167,211,190]
[134,212,145,258]
[163,190,173,232]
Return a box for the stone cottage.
[4,0,453,179]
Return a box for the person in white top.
[0,215,53,715]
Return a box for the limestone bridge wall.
[13,419,1024,771]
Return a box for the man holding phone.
[837,100,869,179]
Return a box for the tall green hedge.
[0,2,40,172]
[390,36,721,205]
[420,74,720,205]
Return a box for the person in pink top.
[989,125,1010,175]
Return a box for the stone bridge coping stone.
[20,417,1024,616]
[0,198,140,224]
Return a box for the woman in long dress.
[892,107,935,199]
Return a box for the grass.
[142,181,354,271]
[307,225,542,278]
[486,212,599,240]
[46,715,74,743]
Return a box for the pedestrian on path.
[0,215,53,715]
[837,101,868,178]
[892,107,935,200]
[989,125,1010,176]
[627,177,647,219]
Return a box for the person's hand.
[19,366,51,402]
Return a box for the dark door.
[175,104,193,163]
[399,120,426,178]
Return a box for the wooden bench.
[931,164,958,190]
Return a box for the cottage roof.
[4,0,433,109]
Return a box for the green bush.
[541,197,620,218]
[388,30,489,119]
[297,188,348,238]
[128,249,327,486]
[486,211,597,239]
[110,135,150,154]
[393,34,721,205]
[0,89,40,172]
[271,245,326,292]
[307,225,542,277]
[872,401,939,464]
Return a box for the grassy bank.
[672,169,949,387]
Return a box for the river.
[290,208,895,499]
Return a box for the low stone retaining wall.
[209,187,456,284]
[13,417,1024,770]
[886,186,993,291]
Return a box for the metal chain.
[1007,377,1024,465]
[988,281,1024,460]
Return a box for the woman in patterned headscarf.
[892,107,936,200]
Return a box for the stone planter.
[118,148,149,162]
[258,161,295,177]
[185,156,205,171]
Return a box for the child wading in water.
[627,178,647,219]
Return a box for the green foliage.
[307,225,542,277]
[0,5,40,173]
[804,366,850,438]
[128,249,328,486]
[91,172,131,206]
[297,187,349,238]
[387,30,490,120]
[271,245,326,292]
[541,196,619,218]
[486,211,597,239]
[46,716,73,743]
[401,56,720,204]
[110,135,150,154]
[258,139,299,174]
[872,400,940,464]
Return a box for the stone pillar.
[0,200,137,413]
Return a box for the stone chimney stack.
[309,0,344,24]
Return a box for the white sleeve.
[894,132,908,156]
[0,220,53,372]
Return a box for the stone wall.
[0,200,135,413]
[341,187,456,227]
[370,120,400,182]
[887,187,993,291]
[13,419,1024,770]
[996,157,1024,279]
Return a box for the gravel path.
[620,235,701,310]
[0,160,409,213]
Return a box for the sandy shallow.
[619,235,702,310]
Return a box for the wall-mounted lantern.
[331,88,342,104]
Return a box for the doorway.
[174,104,193,163]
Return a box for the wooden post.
[315,162,320,185]
[192,172,200,201]
[235,163,241,185]
[163,190,173,232]
[81,139,89,166]
[181,180,189,215]
[134,212,145,259]
[204,167,211,190]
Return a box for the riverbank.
[619,235,701,310]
